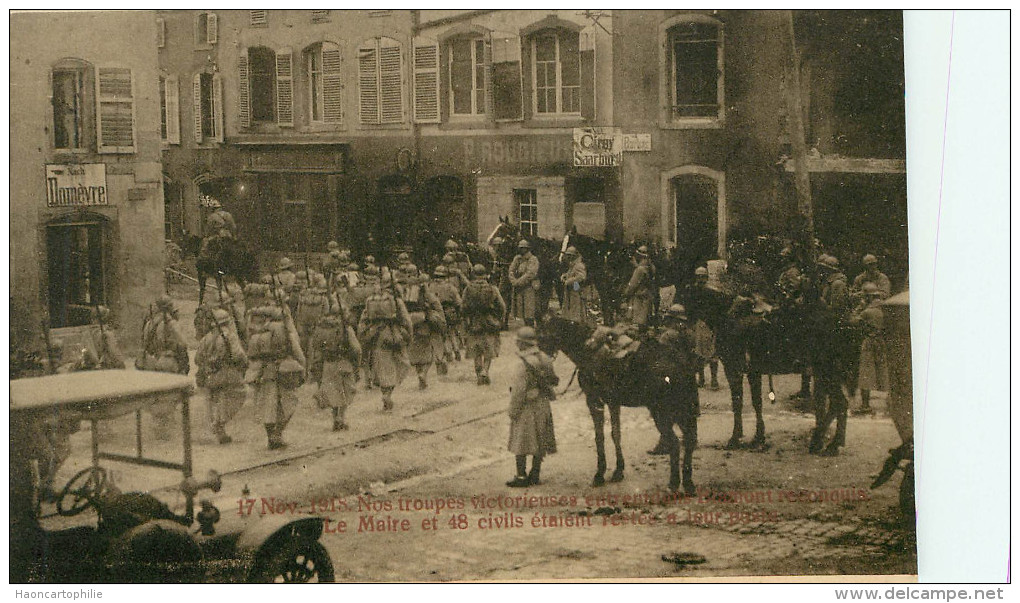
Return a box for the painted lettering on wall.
[463,137,573,169]
[45,164,108,207]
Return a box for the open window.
[46,214,109,328]
[520,17,595,121]
[159,74,180,144]
[195,12,218,45]
[448,36,487,117]
[51,59,95,151]
[193,71,222,143]
[305,41,343,125]
[660,15,724,127]
[239,46,293,127]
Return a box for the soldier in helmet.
[852,254,892,301]
[403,265,448,389]
[462,264,506,385]
[205,199,237,239]
[509,240,540,327]
[559,246,588,324]
[273,257,298,313]
[308,298,362,431]
[445,239,473,283]
[505,326,558,487]
[849,282,888,415]
[429,264,463,368]
[442,251,470,290]
[195,307,248,444]
[358,271,412,411]
[246,304,305,450]
[817,254,851,318]
[624,245,656,327]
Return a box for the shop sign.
[622,133,652,152]
[45,164,108,207]
[573,127,622,167]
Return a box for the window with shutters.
[248,46,276,123]
[156,17,165,48]
[195,12,218,46]
[311,10,330,23]
[661,15,724,127]
[530,31,580,115]
[51,60,94,151]
[96,67,135,153]
[449,37,486,117]
[159,74,180,144]
[305,42,343,125]
[193,72,222,143]
[250,10,268,27]
[358,37,404,125]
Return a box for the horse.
[196,236,259,305]
[537,315,700,494]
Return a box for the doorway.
[47,220,107,328]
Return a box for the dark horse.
[196,236,259,305]
[686,278,860,454]
[538,316,700,493]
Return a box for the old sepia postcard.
[10,9,923,585]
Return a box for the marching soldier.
[850,282,888,415]
[818,254,851,318]
[509,240,540,327]
[505,326,558,488]
[358,272,413,411]
[559,246,588,324]
[75,305,125,371]
[273,257,299,316]
[442,252,470,290]
[402,265,448,389]
[624,245,656,327]
[195,308,248,444]
[430,265,464,364]
[246,304,305,450]
[296,272,331,355]
[446,239,473,283]
[462,264,506,385]
[137,295,190,375]
[308,301,362,431]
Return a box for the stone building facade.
[11,10,166,353]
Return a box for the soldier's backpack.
[141,314,180,372]
[296,288,328,326]
[364,293,397,322]
[463,281,500,331]
[314,316,351,358]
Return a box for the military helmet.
[824,255,840,268]
[398,252,411,263]
[445,239,459,250]
[472,264,488,276]
[863,254,878,265]
[694,266,709,277]
[636,245,649,257]
[276,257,294,271]
[564,246,579,258]
[155,295,175,312]
[517,240,530,250]
[862,282,882,296]
[442,252,455,264]
[212,308,232,326]
[327,240,340,252]
[491,236,504,247]
[434,265,448,277]
[207,199,222,209]
[363,264,380,276]
[364,255,376,265]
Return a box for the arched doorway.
[660,166,725,280]
[46,212,111,328]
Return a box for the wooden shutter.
[206,12,218,44]
[192,72,204,143]
[378,38,403,124]
[156,17,165,48]
[322,43,343,124]
[213,73,224,142]
[490,32,523,122]
[580,26,597,121]
[276,47,294,126]
[250,10,267,26]
[96,67,135,153]
[412,36,440,123]
[483,38,493,118]
[165,75,180,144]
[238,51,250,128]
[358,41,379,124]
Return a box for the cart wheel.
[250,538,335,583]
[57,467,108,517]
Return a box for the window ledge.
[51,148,93,157]
[194,44,215,52]
[659,117,724,130]
[439,117,490,131]
[356,123,410,131]
[525,115,585,129]
[305,123,345,133]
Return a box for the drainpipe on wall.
[783,10,814,247]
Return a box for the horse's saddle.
[588,326,642,362]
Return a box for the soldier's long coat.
[509,253,540,322]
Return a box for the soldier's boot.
[854,389,873,415]
[709,360,720,390]
[436,361,448,376]
[482,359,493,385]
[454,350,461,362]
[474,359,485,386]
[697,368,706,388]
[268,424,288,450]
[332,408,348,431]
[527,455,544,486]
[381,389,394,412]
[417,366,429,390]
[507,456,529,487]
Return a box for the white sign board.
[622,133,652,152]
[45,164,108,207]
[573,127,622,167]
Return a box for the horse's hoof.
[668,481,681,493]
[609,471,624,483]
[724,437,742,450]
[750,435,766,449]
[591,475,606,488]
[647,445,670,456]
[820,444,840,457]
[683,483,697,497]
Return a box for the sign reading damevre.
[46,164,108,207]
